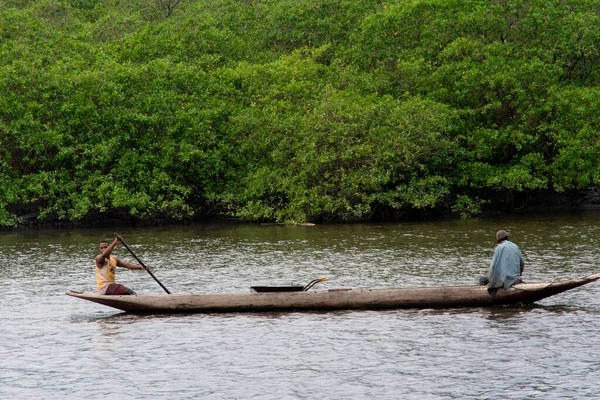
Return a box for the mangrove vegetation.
[1,0,599,226]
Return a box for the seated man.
[480,230,525,291]
[95,237,147,295]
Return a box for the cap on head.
[496,230,509,242]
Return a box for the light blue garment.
[489,240,524,289]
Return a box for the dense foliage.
[1,0,599,226]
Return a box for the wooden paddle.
[303,277,328,291]
[115,233,171,294]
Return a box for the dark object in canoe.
[251,277,328,293]
[251,286,304,293]
[66,273,600,315]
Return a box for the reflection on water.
[1,212,600,399]
[95,320,122,337]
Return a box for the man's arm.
[520,258,525,275]
[97,237,148,271]
[115,258,147,271]
[487,246,502,287]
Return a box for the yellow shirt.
[96,256,118,291]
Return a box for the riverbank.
[3,188,599,230]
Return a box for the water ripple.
[2,215,600,399]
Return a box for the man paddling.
[480,230,525,291]
[95,237,148,295]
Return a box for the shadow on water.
[475,302,600,324]
[376,301,600,321]
[83,308,361,324]
[528,303,600,315]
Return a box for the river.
[1,213,599,399]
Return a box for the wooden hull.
[66,273,600,314]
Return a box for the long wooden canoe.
[66,273,600,314]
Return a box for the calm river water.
[1,213,600,399]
